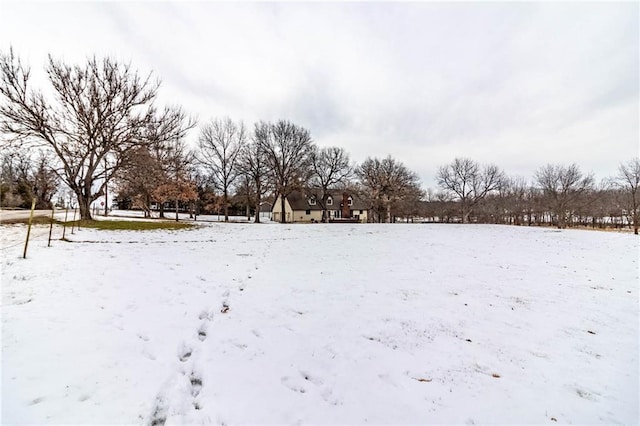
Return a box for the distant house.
[259,201,273,220]
[272,190,369,223]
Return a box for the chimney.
[342,192,350,218]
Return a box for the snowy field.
[1,221,638,424]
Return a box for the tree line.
[0,51,638,233]
[429,158,639,234]
[0,51,422,224]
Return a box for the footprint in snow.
[148,395,168,426]
[197,324,207,341]
[198,310,213,321]
[189,373,203,397]
[300,371,323,386]
[576,388,598,401]
[178,344,192,362]
[281,376,307,394]
[28,397,45,406]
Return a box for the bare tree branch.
[437,157,505,223]
[308,146,353,220]
[197,117,246,221]
[534,163,594,229]
[0,49,192,219]
[257,120,314,223]
[615,158,640,234]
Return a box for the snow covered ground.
[1,222,638,424]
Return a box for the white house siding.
[287,209,323,223]
[273,194,368,223]
[327,208,368,223]
[271,196,292,223]
[272,195,324,223]
[353,208,368,223]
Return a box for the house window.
[348,197,353,206]
[360,210,364,214]
[327,197,333,206]
[305,209,311,215]
[309,197,316,205]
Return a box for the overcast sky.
[0,1,637,188]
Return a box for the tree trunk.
[175,200,179,222]
[73,183,94,221]
[145,194,151,218]
[462,207,471,224]
[461,203,470,224]
[556,205,565,229]
[224,189,229,222]
[386,202,391,223]
[254,187,261,224]
[77,192,92,221]
[104,176,109,217]
[280,195,287,223]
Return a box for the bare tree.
[192,172,218,216]
[535,163,594,229]
[31,154,61,209]
[357,156,423,223]
[115,122,197,220]
[234,174,256,220]
[496,176,529,225]
[160,138,198,221]
[357,157,385,222]
[615,158,640,234]
[0,149,59,209]
[436,157,504,223]
[394,183,426,222]
[308,146,353,221]
[115,146,165,217]
[434,190,457,223]
[575,180,613,229]
[258,120,314,223]
[0,49,194,219]
[238,123,269,223]
[198,117,246,222]
[421,188,452,223]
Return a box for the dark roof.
[325,190,369,210]
[284,190,368,211]
[285,191,323,211]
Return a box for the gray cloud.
[0,1,637,188]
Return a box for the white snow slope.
[1,222,638,425]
